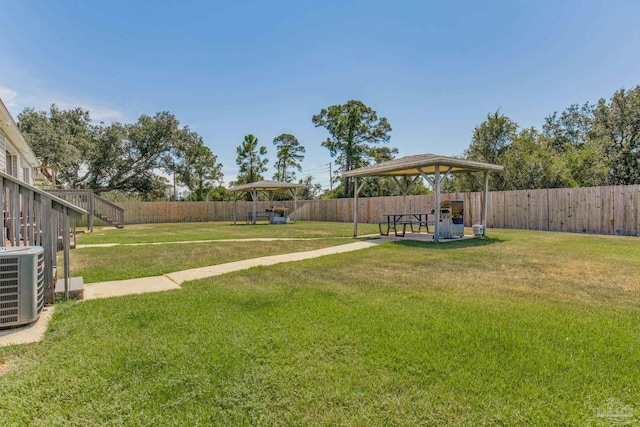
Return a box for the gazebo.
[342,154,504,242]
[228,180,305,224]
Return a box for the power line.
[304,166,330,174]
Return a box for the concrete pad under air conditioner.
[0,306,55,347]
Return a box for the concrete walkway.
[76,237,355,249]
[83,276,182,300]
[0,239,380,347]
[166,241,378,284]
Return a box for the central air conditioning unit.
[0,246,45,329]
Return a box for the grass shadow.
[392,235,506,250]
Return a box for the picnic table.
[245,211,271,224]
[378,212,434,237]
[245,206,291,224]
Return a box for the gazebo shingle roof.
[342,154,503,178]
[228,180,305,193]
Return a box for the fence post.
[42,201,55,304]
[62,206,70,301]
[482,171,488,236]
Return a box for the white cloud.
[220,165,239,186]
[72,103,123,123]
[43,94,124,124]
[0,87,18,107]
[0,85,125,124]
[222,175,238,186]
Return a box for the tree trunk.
[344,158,352,198]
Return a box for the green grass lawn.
[2,228,640,426]
[71,239,354,283]
[77,221,380,245]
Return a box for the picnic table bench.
[377,212,434,237]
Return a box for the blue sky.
[1,0,639,188]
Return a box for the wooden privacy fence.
[115,185,640,236]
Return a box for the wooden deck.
[1,172,86,307]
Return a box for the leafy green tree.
[19,107,195,196]
[368,146,398,164]
[466,111,517,164]
[312,100,392,197]
[319,184,344,199]
[406,180,432,195]
[160,125,198,200]
[448,87,640,191]
[271,175,323,201]
[98,185,169,202]
[360,146,399,197]
[543,103,593,152]
[18,104,93,187]
[87,112,183,194]
[206,185,232,201]
[235,134,268,185]
[501,128,573,190]
[542,103,609,186]
[590,86,640,185]
[272,133,305,182]
[463,110,517,191]
[563,142,608,187]
[175,131,223,201]
[297,176,323,200]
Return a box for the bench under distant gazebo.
[229,180,305,224]
[343,154,504,242]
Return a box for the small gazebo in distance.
[343,154,504,242]
[228,180,305,224]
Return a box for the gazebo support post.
[421,166,452,243]
[352,177,367,238]
[482,171,489,237]
[289,188,298,222]
[417,168,436,239]
[233,192,237,224]
[434,166,441,242]
[402,181,407,213]
[251,189,258,224]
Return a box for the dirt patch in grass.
[0,357,18,376]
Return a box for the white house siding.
[14,155,20,180]
[1,99,39,185]
[0,129,6,172]
[20,158,33,185]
